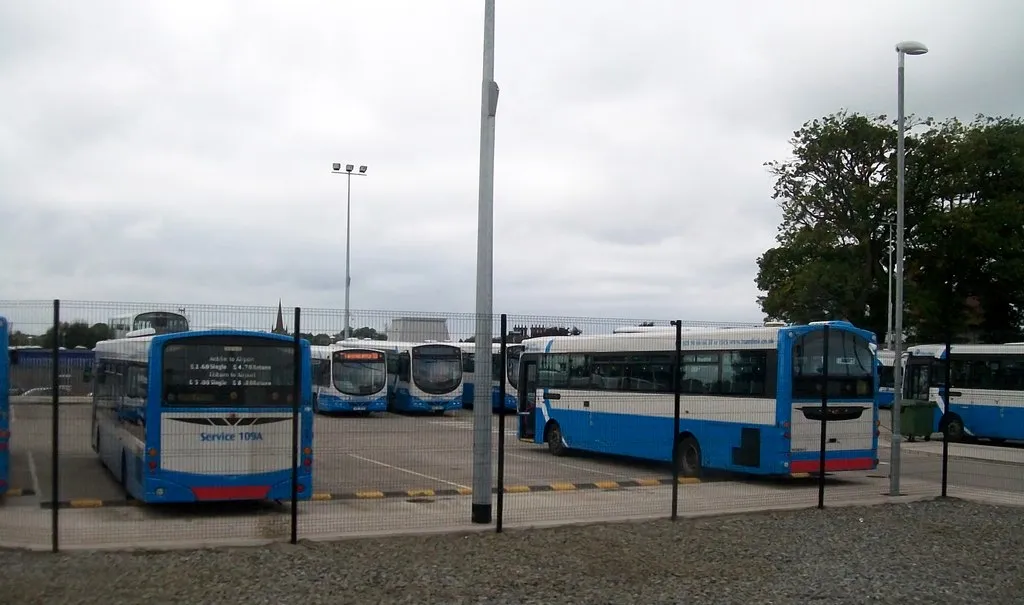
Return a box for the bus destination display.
[182,345,287,387]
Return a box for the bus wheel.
[675,436,702,478]
[546,422,568,457]
[942,415,965,442]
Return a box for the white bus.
[456,341,524,413]
[88,328,313,503]
[310,343,389,415]
[904,343,1024,442]
[875,348,896,409]
[338,339,463,415]
[109,311,190,339]
[517,321,879,477]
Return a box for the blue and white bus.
[1,316,11,497]
[516,321,879,477]
[903,343,1024,443]
[88,329,314,503]
[310,344,389,415]
[457,342,524,413]
[876,348,896,409]
[339,340,462,415]
[109,310,190,339]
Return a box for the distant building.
[387,317,450,342]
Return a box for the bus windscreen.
[162,336,295,407]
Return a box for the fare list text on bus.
[187,355,273,387]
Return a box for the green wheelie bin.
[900,400,938,442]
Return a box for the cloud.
[1,0,1022,332]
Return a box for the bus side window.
[398,353,410,381]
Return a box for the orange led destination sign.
[334,350,384,361]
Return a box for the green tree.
[40,321,115,349]
[757,111,1024,343]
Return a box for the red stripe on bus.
[191,486,271,500]
[790,457,875,474]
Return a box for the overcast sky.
[1,0,1021,332]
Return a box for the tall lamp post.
[890,40,928,497]
[883,219,895,349]
[331,162,368,340]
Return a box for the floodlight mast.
[330,162,369,339]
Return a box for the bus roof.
[522,321,872,355]
[312,342,395,359]
[455,341,525,352]
[906,343,1024,359]
[336,339,458,351]
[94,329,305,363]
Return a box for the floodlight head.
[332,163,341,171]
[896,41,928,56]
[358,165,367,173]
[345,164,354,172]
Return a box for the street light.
[331,162,369,340]
[890,40,928,497]
[882,219,895,349]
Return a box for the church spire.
[273,300,287,334]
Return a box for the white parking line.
[345,453,471,490]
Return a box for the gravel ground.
[2,499,1023,604]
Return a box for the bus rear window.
[792,329,874,399]
[161,336,296,407]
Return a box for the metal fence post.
[817,325,830,509]
[51,299,60,553]
[941,338,951,498]
[290,307,301,544]
[496,314,507,533]
[671,319,681,521]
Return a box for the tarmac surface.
[2,401,1023,550]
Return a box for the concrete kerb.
[29,473,836,509]
[35,477,699,509]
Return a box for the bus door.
[903,356,932,404]
[517,356,538,441]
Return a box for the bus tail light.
[303,447,312,455]
[148,448,158,457]
[782,421,790,429]
[303,457,312,467]
[0,429,9,438]
[783,432,791,440]
[148,461,157,471]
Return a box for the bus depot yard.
[3,401,1024,550]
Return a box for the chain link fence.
[2,299,1019,551]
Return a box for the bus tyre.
[675,436,702,478]
[943,415,965,442]
[546,422,568,457]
